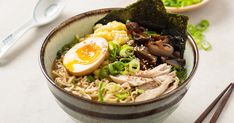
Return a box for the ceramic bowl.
[166,0,210,13]
[39,8,199,123]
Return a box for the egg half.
[63,37,108,76]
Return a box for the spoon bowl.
[33,0,65,26]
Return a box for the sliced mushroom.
[126,22,139,31]
[136,63,172,78]
[173,51,181,58]
[166,60,181,67]
[148,40,174,57]
[135,76,174,102]
[138,26,146,32]
[165,59,186,67]
[134,46,157,68]
[132,32,151,44]
[152,35,169,43]
[110,75,154,87]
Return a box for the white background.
[0,0,233,123]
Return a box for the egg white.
[63,37,108,76]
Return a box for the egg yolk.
[76,43,102,64]
[65,43,102,71]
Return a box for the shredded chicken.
[135,67,179,102]
[135,76,174,102]
[136,63,172,78]
[163,77,180,94]
[110,75,154,86]
[137,80,161,90]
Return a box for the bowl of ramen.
[39,0,199,122]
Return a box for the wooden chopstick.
[195,83,233,123]
[209,83,234,123]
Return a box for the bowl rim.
[165,0,210,13]
[39,8,199,107]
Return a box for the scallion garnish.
[86,75,95,82]
[115,92,129,100]
[187,20,212,51]
[98,82,104,102]
[162,0,202,7]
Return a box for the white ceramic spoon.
[0,0,65,59]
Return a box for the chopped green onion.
[196,20,209,32]
[112,84,121,92]
[114,62,125,71]
[187,24,197,34]
[105,83,121,93]
[162,0,202,7]
[94,66,109,80]
[108,58,140,75]
[193,31,204,40]
[108,42,120,61]
[93,69,100,78]
[99,66,109,79]
[129,59,140,74]
[115,92,129,100]
[98,82,104,102]
[108,61,125,75]
[120,58,132,64]
[86,75,95,82]
[120,67,129,75]
[136,89,145,94]
[187,20,212,51]
[119,45,134,58]
[201,41,212,51]
[108,64,118,75]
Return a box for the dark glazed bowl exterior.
[39,8,199,123]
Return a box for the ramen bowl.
[39,8,199,123]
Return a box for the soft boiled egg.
[63,37,108,76]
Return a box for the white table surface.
[0,0,233,123]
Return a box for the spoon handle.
[0,19,35,59]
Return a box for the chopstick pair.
[195,83,234,123]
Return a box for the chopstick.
[209,83,234,123]
[195,83,234,123]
